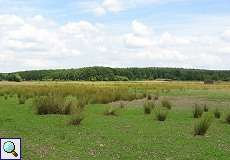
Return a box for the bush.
[143,100,155,114]
[194,114,213,136]
[213,108,221,119]
[4,95,8,100]
[154,108,168,121]
[203,104,209,112]
[225,113,230,124]
[193,104,203,118]
[161,99,172,110]
[104,107,117,116]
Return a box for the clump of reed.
[194,114,213,136]
[104,106,118,116]
[34,95,86,115]
[203,104,209,112]
[161,99,172,110]
[213,108,221,119]
[225,112,230,124]
[154,107,168,121]
[193,104,203,118]
[143,100,155,114]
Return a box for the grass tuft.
[154,108,168,121]
[194,114,213,136]
[69,114,84,126]
[104,107,118,116]
[213,108,221,119]
[161,99,172,110]
[203,104,209,112]
[143,100,155,114]
[193,104,203,118]
[34,95,85,115]
[147,94,152,100]
[119,102,125,109]
[225,113,230,124]
[18,94,27,104]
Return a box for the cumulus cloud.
[102,0,123,12]
[222,29,230,41]
[132,20,151,36]
[0,15,108,72]
[159,32,191,46]
[89,0,123,16]
[0,14,230,72]
[84,0,190,16]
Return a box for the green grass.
[1,96,230,159]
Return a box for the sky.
[0,0,230,72]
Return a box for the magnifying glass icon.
[3,141,18,157]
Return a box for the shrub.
[161,99,172,110]
[213,108,221,119]
[143,100,155,114]
[4,95,8,100]
[104,107,117,116]
[193,104,203,118]
[203,104,209,112]
[225,113,230,124]
[194,114,213,136]
[154,108,168,121]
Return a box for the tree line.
[1,67,230,82]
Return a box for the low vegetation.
[34,95,86,115]
[69,115,84,126]
[213,108,221,119]
[0,81,230,159]
[143,100,155,114]
[193,104,203,118]
[203,104,209,112]
[194,114,213,136]
[104,106,118,116]
[161,99,172,110]
[154,108,168,121]
[225,113,230,124]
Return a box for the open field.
[0,81,230,159]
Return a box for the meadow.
[0,81,230,159]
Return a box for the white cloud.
[93,7,106,16]
[159,32,191,46]
[83,0,123,16]
[0,14,230,72]
[102,0,123,12]
[124,33,154,48]
[132,20,151,36]
[222,29,230,41]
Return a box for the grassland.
[0,81,230,159]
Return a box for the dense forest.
[1,67,230,82]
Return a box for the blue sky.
[0,0,230,72]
